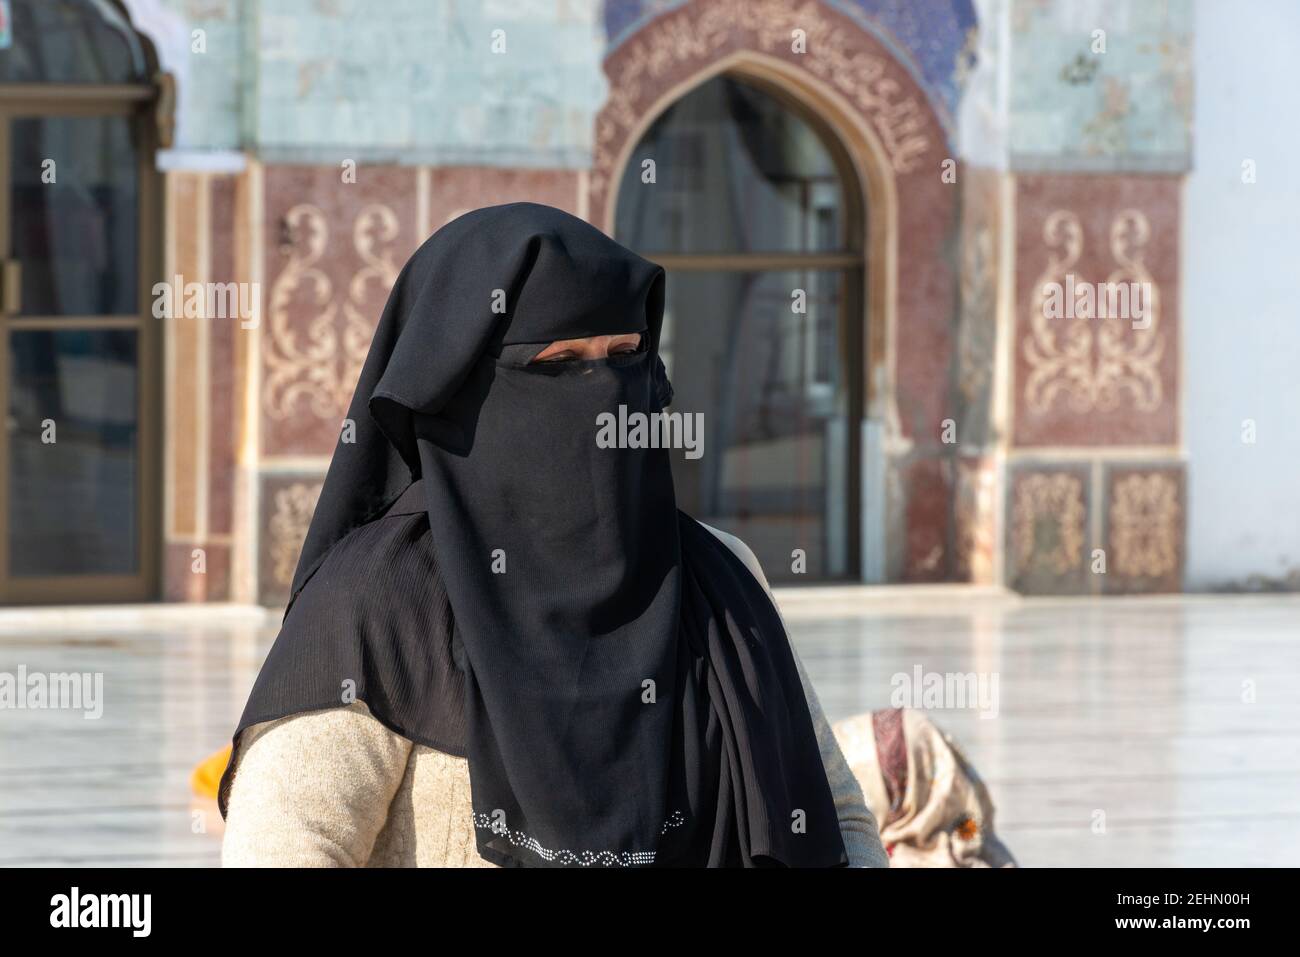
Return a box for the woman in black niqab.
[220,203,848,868]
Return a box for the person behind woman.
[834,709,1017,867]
[219,203,888,868]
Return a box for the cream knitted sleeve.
[788,643,891,868]
[222,701,412,867]
[701,523,891,869]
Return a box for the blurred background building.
[0,0,1295,607]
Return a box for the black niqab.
[221,203,847,867]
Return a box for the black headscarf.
[221,203,846,868]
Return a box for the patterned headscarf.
[834,708,1017,868]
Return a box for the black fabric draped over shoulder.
[219,481,469,765]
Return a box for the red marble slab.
[1013,173,1181,447]
[260,165,420,457]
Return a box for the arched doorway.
[614,73,864,582]
[0,0,161,603]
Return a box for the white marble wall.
[1183,0,1300,589]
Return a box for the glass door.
[615,74,865,582]
[0,102,158,603]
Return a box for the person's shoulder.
[690,518,773,596]
[695,519,748,560]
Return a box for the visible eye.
[533,350,579,364]
[609,333,643,356]
[526,333,643,364]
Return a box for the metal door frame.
[0,83,161,604]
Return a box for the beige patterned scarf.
[833,708,1016,868]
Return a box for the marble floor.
[1,591,1297,867]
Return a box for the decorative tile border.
[603,0,978,132]
[588,0,950,227]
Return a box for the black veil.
[221,203,846,868]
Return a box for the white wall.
[1184,0,1300,589]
